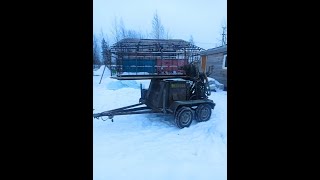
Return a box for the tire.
[195,104,212,122]
[174,107,193,129]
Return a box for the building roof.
[200,45,227,55]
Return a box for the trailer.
[93,63,215,129]
[94,39,215,128]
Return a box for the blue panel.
[122,59,156,73]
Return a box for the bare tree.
[138,30,145,39]
[111,16,121,43]
[137,29,147,39]
[144,30,149,39]
[189,35,194,46]
[127,30,141,38]
[100,28,104,40]
[165,28,173,39]
[188,35,195,62]
[119,18,127,39]
[151,11,165,39]
[93,34,101,65]
[111,16,151,42]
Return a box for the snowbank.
[208,77,224,91]
[106,80,140,90]
[93,65,111,76]
[93,66,151,90]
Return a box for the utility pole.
[222,26,226,46]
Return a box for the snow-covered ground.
[93,66,227,180]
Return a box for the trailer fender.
[169,100,216,115]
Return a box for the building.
[200,45,227,90]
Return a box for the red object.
[156,59,188,74]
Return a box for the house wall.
[206,53,227,88]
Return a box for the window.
[222,54,227,69]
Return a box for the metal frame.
[93,103,162,120]
[109,38,204,76]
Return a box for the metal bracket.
[108,115,114,122]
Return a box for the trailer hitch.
[93,103,156,122]
[106,115,114,122]
[101,116,114,122]
[94,113,114,122]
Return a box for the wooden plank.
[201,55,207,72]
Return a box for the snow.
[120,72,152,75]
[107,80,141,90]
[93,66,227,180]
[208,77,225,91]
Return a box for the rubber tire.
[195,104,212,122]
[174,107,193,129]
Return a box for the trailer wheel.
[175,107,193,129]
[195,104,212,122]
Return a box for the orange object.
[201,55,207,72]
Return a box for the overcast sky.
[93,0,227,50]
